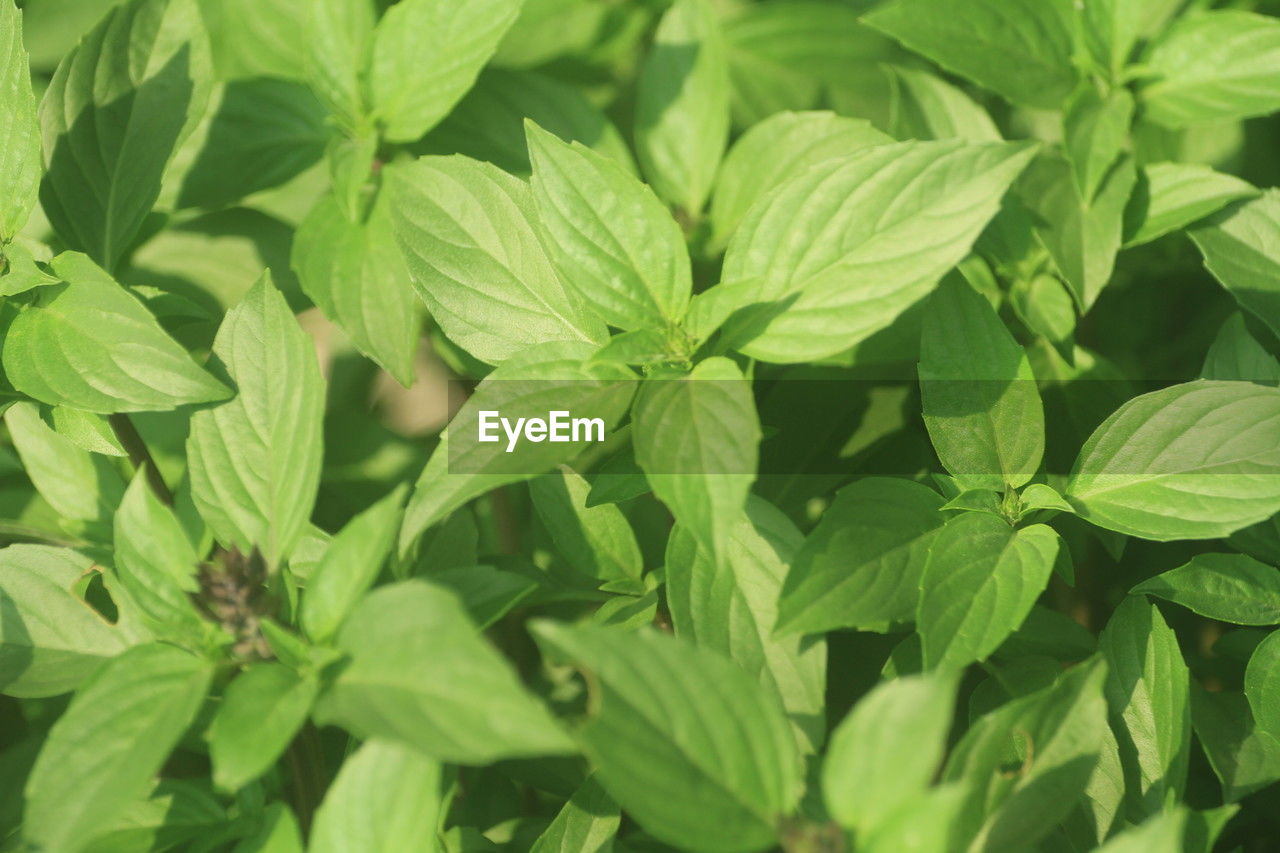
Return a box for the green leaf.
[1140,11,1280,128]
[1064,87,1134,203]
[1133,553,1280,626]
[234,801,304,853]
[632,357,759,560]
[314,580,573,763]
[918,513,1061,671]
[293,190,420,385]
[1245,628,1280,740]
[200,0,309,81]
[1124,163,1257,248]
[39,0,212,271]
[418,67,636,177]
[529,776,620,853]
[1190,683,1280,803]
[1201,313,1280,386]
[881,65,1002,143]
[530,621,802,853]
[919,275,1044,491]
[1009,274,1076,361]
[666,497,826,752]
[186,272,325,566]
[0,0,41,242]
[1020,153,1137,311]
[387,155,606,365]
[113,472,208,642]
[720,139,1036,363]
[1079,0,1144,79]
[301,485,404,643]
[1065,380,1280,541]
[529,466,643,585]
[864,0,1077,110]
[367,0,522,143]
[526,120,691,330]
[207,663,318,791]
[8,399,128,526]
[1189,190,1280,341]
[23,643,212,853]
[822,671,958,836]
[178,79,328,211]
[635,0,730,215]
[0,544,129,697]
[397,342,635,555]
[776,477,944,635]
[1094,810,1187,853]
[2,253,230,412]
[708,110,892,250]
[48,406,127,457]
[1100,596,1191,817]
[304,0,374,133]
[309,739,443,853]
[943,659,1110,852]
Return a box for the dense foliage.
[2,0,1280,850]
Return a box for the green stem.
[108,413,174,505]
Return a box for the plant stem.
[284,722,326,834]
[108,413,174,505]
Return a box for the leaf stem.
[283,721,326,834]
[108,413,174,505]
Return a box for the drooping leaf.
[23,643,212,853]
[207,662,318,792]
[777,477,944,635]
[186,272,325,566]
[1133,553,1280,626]
[0,544,129,698]
[113,472,207,642]
[1065,380,1280,541]
[303,0,374,133]
[1201,313,1280,386]
[2,253,230,412]
[634,0,730,215]
[1099,596,1191,818]
[367,0,522,143]
[0,0,41,242]
[529,776,620,853]
[1190,190,1280,340]
[943,659,1110,852]
[300,485,404,643]
[309,738,444,853]
[293,190,420,385]
[666,497,826,752]
[387,155,606,365]
[919,275,1044,491]
[39,0,213,270]
[917,513,1061,671]
[708,110,892,249]
[719,139,1035,362]
[314,580,574,763]
[864,0,1078,110]
[530,621,802,853]
[1020,153,1137,311]
[526,120,691,330]
[632,357,759,560]
[4,400,127,530]
[178,78,329,211]
[529,466,643,586]
[1124,162,1256,248]
[1140,11,1280,128]
[822,671,958,836]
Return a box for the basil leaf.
[1066,381,1280,541]
[1133,553,1280,626]
[0,0,40,241]
[1190,190,1280,341]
